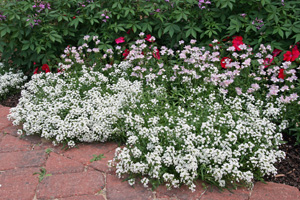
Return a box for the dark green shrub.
[0,0,299,74]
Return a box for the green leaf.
[22,43,30,51]
[90,154,105,163]
[293,34,300,43]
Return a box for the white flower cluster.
[112,88,286,190]
[0,63,27,98]
[8,67,142,147]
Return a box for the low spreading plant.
[0,63,27,100]
[8,34,300,190]
[8,68,141,147]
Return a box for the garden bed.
[1,92,299,191]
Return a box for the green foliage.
[33,167,52,182]
[90,154,105,163]
[45,148,53,154]
[1,0,299,74]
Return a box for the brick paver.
[106,174,154,200]
[156,181,206,200]
[0,105,299,200]
[0,150,46,170]
[0,167,39,200]
[36,170,105,199]
[250,182,300,200]
[0,134,32,152]
[45,152,84,174]
[60,194,106,200]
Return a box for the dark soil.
[0,92,299,190]
[264,133,300,191]
[0,92,21,107]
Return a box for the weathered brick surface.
[0,116,12,131]
[106,174,154,200]
[36,170,105,200]
[156,181,206,200]
[0,134,32,152]
[0,106,10,118]
[45,152,84,174]
[0,150,46,170]
[250,182,300,200]
[201,186,250,200]
[89,149,116,173]
[0,167,39,200]
[1,124,23,137]
[60,194,106,200]
[0,132,5,142]
[62,142,118,165]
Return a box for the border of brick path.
[0,105,299,200]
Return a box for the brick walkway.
[0,105,299,200]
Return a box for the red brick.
[36,171,105,199]
[0,134,32,152]
[0,116,12,131]
[0,167,39,200]
[60,194,105,200]
[201,186,250,200]
[1,125,22,137]
[0,106,10,118]
[0,132,5,141]
[62,142,118,165]
[0,150,46,170]
[45,152,84,174]
[156,180,206,200]
[250,182,300,200]
[89,149,116,173]
[106,174,153,200]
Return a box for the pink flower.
[153,49,160,60]
[283,46,300,62]
[278,68,286,79]
[115,37,125,44]
[220,57,232,69]
[232,36,244,51]
[42,64,50,73]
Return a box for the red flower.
[115,37,125,44]
[73,16,76,19]
[283,45,300,62]
[42,64,50,73]
[272,49,282,57]
[209,44,213,47]
[278,68,286,79]
[33,67,39,74]
[220,57,232,69]
[232,36,244,51]
[33,62,36,65]
[153,49,160,60]
[264,49,282,68]
[145,34,154,42]
[123,49,130,59]
[264,58,273,68]
[126,29,133,34]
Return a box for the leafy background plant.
[1,0,300,74]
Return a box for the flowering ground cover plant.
[8,33,300,190]
[0,63,27,100]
